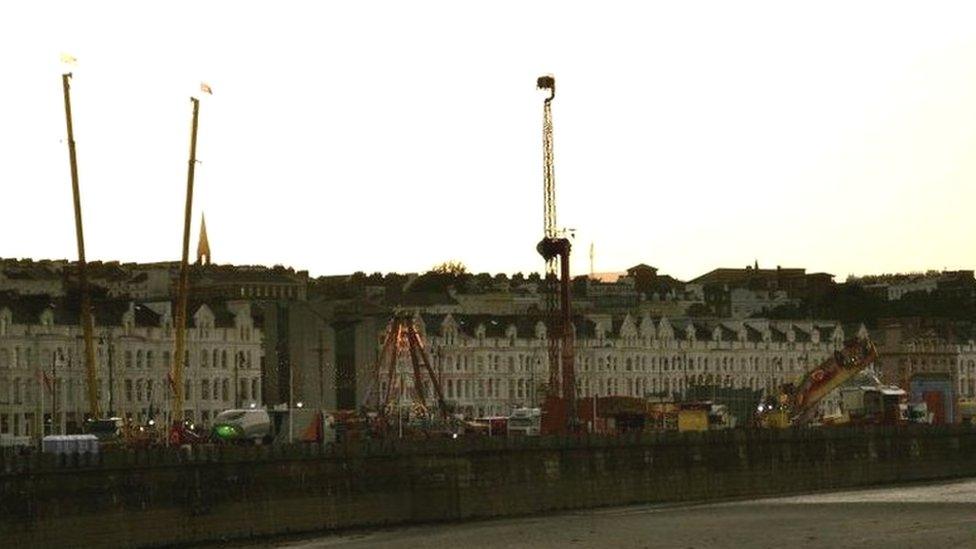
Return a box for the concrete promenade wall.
[2,426,976,548]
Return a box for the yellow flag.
[60,53,78,65]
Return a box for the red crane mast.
[536,75,576,433]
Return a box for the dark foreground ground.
[241,478,976,549]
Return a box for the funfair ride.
[535,75,577,434]
[369,315,453,437]
[760,338,879,428]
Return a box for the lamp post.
[48,350,57,436]
[287,355,296,444]
[234,351,241,408]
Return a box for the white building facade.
[0,300,263,437]
[876,338,976,399]
[382,313,858,418]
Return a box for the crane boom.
[62,72,100,419]
[171,97,200,428]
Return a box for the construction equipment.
[677,403,710,433]
[535,75,576,434]
[61,71,100,420]
[759,338,879,428]
[170,96,201,439]
[370,315,451,433]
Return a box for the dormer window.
[122,310,135,333]
[534,321,546,340]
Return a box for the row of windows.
[0,376,260,406]
[436,332,842,349]
[438,354,543,373]
[425,350,827,376]
[0,345,258,370]
[239,284,299,300]
[385,373,792,405]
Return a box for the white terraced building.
[0,297,263,437]
[381,313,867,418]
[876,337,976,400]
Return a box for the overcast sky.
[2,1,976,281]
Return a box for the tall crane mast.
[171,97,200,429]
[535,75,576,431]
[61,72,100,419]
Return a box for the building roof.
[690,267,807,286]
[419,313,598,340]
[0,294,246,329]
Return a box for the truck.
[508,407,541,436]
[959,400,976,425]
[839,385,906,425]
[85,417,124,444]
[468,416,508,437]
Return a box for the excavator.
[759,337,879,428]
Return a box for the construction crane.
[371,315,451,432]
[760,338,879,428]
[170,96,200,441]
[535,75,576,433]
[61,71,100,420]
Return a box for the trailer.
[212,408,333,445]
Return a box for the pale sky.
[2,1,976,281]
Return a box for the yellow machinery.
[677,408,709,432]
[170,97,200,429]
[61,71,100,420]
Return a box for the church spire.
[196,213,211,266]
